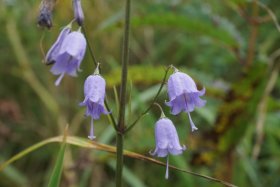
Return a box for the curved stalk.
[81,26,98,66]
[125,65,172,133]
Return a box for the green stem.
[115,133,124,187]
[6,17,59,117]
[116,0,131,186]
[246,0,259,67]
[105,101,118,131]
[118,0,131,132]
[153,103,166,118]
[124,65,172,133]
[81,26,98,66]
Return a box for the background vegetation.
[0,0,280,186]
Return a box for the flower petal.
[58,31,86,58]
[84,75,106,103]
[151,118,185,157]
[45,27,71,64]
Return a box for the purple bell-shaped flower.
[80,65,109,140]
[73,0,84,26]
[50,28,87,86]
[150,106,186,179]
[166,68,206,132]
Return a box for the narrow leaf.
[47,126,68,187]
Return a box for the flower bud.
[73,0,84,26]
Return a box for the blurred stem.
[82,25,118,130]
[252,62,280,159]
[125,65,172,133]
[246,0,259,67]
[6,16,59,117]
[116,0,131,186]
[256,1,280,33]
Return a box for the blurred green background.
[0,0,280,186]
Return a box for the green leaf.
[0,162,28,187]
[132,13,239,48]
[47,127,68,187]
[104,65,168,88]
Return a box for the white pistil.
[187,112,198,132]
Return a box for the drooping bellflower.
[150,116,186,179]
[80,67,109,140]
[73,0,84,26]
[166,69,206,132]
[50,28,87,86]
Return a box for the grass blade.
[47,126,68,187]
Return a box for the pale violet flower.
[50,29,86,86]
[73,0,84,26]
[150,117,186,179]
[45,26,71,65]
[166,69,206,132]
[80,67,109,140]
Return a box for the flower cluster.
[41,0,207,181]
[150,67,206,179]
[43,0,110,139]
